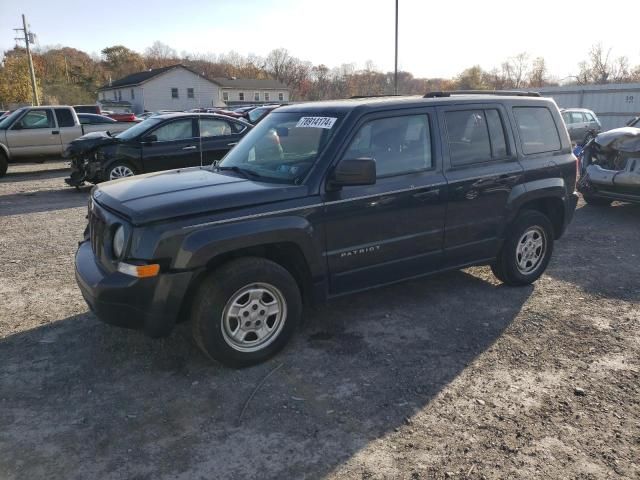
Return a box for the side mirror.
[142,134,157,144]
[12,123,23,130]
[329,158,376,188]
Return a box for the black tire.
[191,257,302,368]
[0,152,7,178]
[491,210,554,286]
[582,194,612,207]
[103,162,137,182]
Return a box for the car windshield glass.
[0,108,26,129]
[217,112,341,184]
[115,117,162,140]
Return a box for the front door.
[322,109,447,295]
[141,117,200,172]
[5,108,62,158]
[438,105,523,265]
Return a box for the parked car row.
[0,106,138,177]
[64,112,252,186]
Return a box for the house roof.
[212,77,288,90]
[99,64,214,90]
[99,64,289,91]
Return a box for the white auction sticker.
[295,117,337,129]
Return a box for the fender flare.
[175,215,325,279]
[505,178,568,225]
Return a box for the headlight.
[113,225,125,258]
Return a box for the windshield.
[218,112,341,184]
[0,108,26,130]
[115,117,162,140]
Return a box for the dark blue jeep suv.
[75,91,578,367]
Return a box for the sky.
[1,0,639,81]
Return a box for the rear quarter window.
[513,106,561,155]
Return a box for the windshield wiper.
[216,165,262,180]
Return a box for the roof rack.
[424,90,541,98]
[349,94,405,99]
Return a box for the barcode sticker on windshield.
[295,117,337,129]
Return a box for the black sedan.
[64,113,251,186]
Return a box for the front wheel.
[491,210,554,286]
[191,257,302,368]
[104,162,137,181]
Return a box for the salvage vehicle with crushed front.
[75,92,578,367]
[64,112,251,186]
[578,126,640,205]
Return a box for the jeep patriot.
[75,92,579,367]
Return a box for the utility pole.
[394,0,398,95]
[13,14,39,105]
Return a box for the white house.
[213,77,290,106]
[97,65,290,113]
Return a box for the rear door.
[5,108,62,158]
[196,117,247,165]
[141,117,200,172]
[438,104,523,265]
[322,108,447,295]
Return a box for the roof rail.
[349,94,405,99]
[424,90,541,98]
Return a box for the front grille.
[89,209,106,258]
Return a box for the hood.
[595,127,640,153]
[64,131,120,157]
[93,167,308,225]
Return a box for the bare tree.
[144,41,177,68]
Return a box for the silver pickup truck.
[0,106,134,177]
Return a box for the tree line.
[1,41,639,108]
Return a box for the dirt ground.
[0,160,638,480]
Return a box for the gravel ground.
[0,160,638,480]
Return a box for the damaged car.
[578,126,640,206]
[64,112,251,186]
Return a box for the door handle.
[182,145,197,150]
[227,142,238,146]
[52,130,59,135]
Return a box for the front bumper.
[75,240,193,337]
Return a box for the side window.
[513,107,562,155]
[199,119,232,137]
[485,109,508,158]
[585,112,596,122]
[15,109,55,129]
[343,114,432,177]
[78,116,89,125]
[54,108,75,127]
[570,112,585,124]
[562,112,571,124]
[151,119,194,142]
[445,110,491,166]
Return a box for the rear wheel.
[0,152,7,178]
[583,194,612,207]
[105,162,137,181]
[191,257,302,368]
[491,210,554,286]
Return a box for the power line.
[13,14,39,106]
